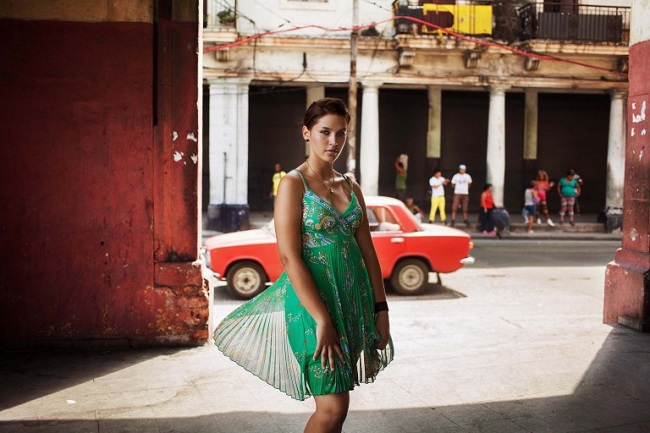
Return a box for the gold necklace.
[306,159,336,195]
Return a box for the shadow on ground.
[1,326,649,432]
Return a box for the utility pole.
[347,0,359,178]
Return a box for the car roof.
[364,196,406,207]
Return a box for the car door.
[367,205,406,278]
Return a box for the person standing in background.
[558,169,580,226]
[270,163,286,209]
[479,183,496,235]
[450,164,472,227]
[534,170,555,227]
[394,154,408,202]
[428,169,448,224]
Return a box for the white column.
[208,78,251,205]
[606,90,627,208]
[427,86,442,159]
[359,81,382,196]
[486,85,508,206]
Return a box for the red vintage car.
[205,196,474,299]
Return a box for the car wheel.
[391,258,429,296]
[226,261,267,300]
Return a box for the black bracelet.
[375,301,389,313]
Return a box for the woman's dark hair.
[483,183,492,191]
[303,97,351,129]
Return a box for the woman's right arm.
[274,174,343,370]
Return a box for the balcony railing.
[203,0,236,29]
[393,0,630,45]
[519,1,630,44]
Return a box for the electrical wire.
[204,15,628,78]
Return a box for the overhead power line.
[203,15,628,78]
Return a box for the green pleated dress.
[213,170,394,401]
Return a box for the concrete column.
[523,90,538,160]
[206,78,252,232]
[305,86,325,156]
[486,85,508,206]
[604,0,650,332]
[605,90,627,209]
[427,86,442,159]
[359,81,382,195]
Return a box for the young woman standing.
[213,98,393,433]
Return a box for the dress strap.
[293,168,308,192]
[342,174,353,190]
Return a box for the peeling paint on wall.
[186,132,197,142]
[173,151,184,162]
[632,100,646,123]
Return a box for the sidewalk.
[203,211,623,242]
[1,265,649,432]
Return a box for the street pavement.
[2,235,648,432]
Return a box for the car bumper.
[460,256,475,265]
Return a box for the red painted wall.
[603,37,650,329]
[0,9,206,346]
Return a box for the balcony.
[393,1,630,45]
[519,1,630,44]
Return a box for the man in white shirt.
[450,164,472,227]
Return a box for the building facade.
[203,0,630,231]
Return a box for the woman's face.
[303,114,347,162]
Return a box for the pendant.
[329,187,335,194]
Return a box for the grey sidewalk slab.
[2,266,650,433]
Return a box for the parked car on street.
[205,196,474,299]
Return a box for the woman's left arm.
[352,182,390,350]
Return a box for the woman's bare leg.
[304,392,350,433]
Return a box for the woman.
[534,170,555,227]
[213,98,393,433]
[558,169,580,226]
[478,183,496,235]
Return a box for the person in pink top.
[534,170,555,227]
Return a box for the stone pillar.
[206,78,252,232]
[606,91,627,206]
[427,86,442,159]
[603,0,650,332]
[523,90,538,161]
[360,81,382,196]
[305,86,325,156]
[523,90,539,186]
[486,85,508,206]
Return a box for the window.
[367,207,402,232]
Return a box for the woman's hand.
[314,318,344,371]
[375,311,391,350]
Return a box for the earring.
[305,138,309,142]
